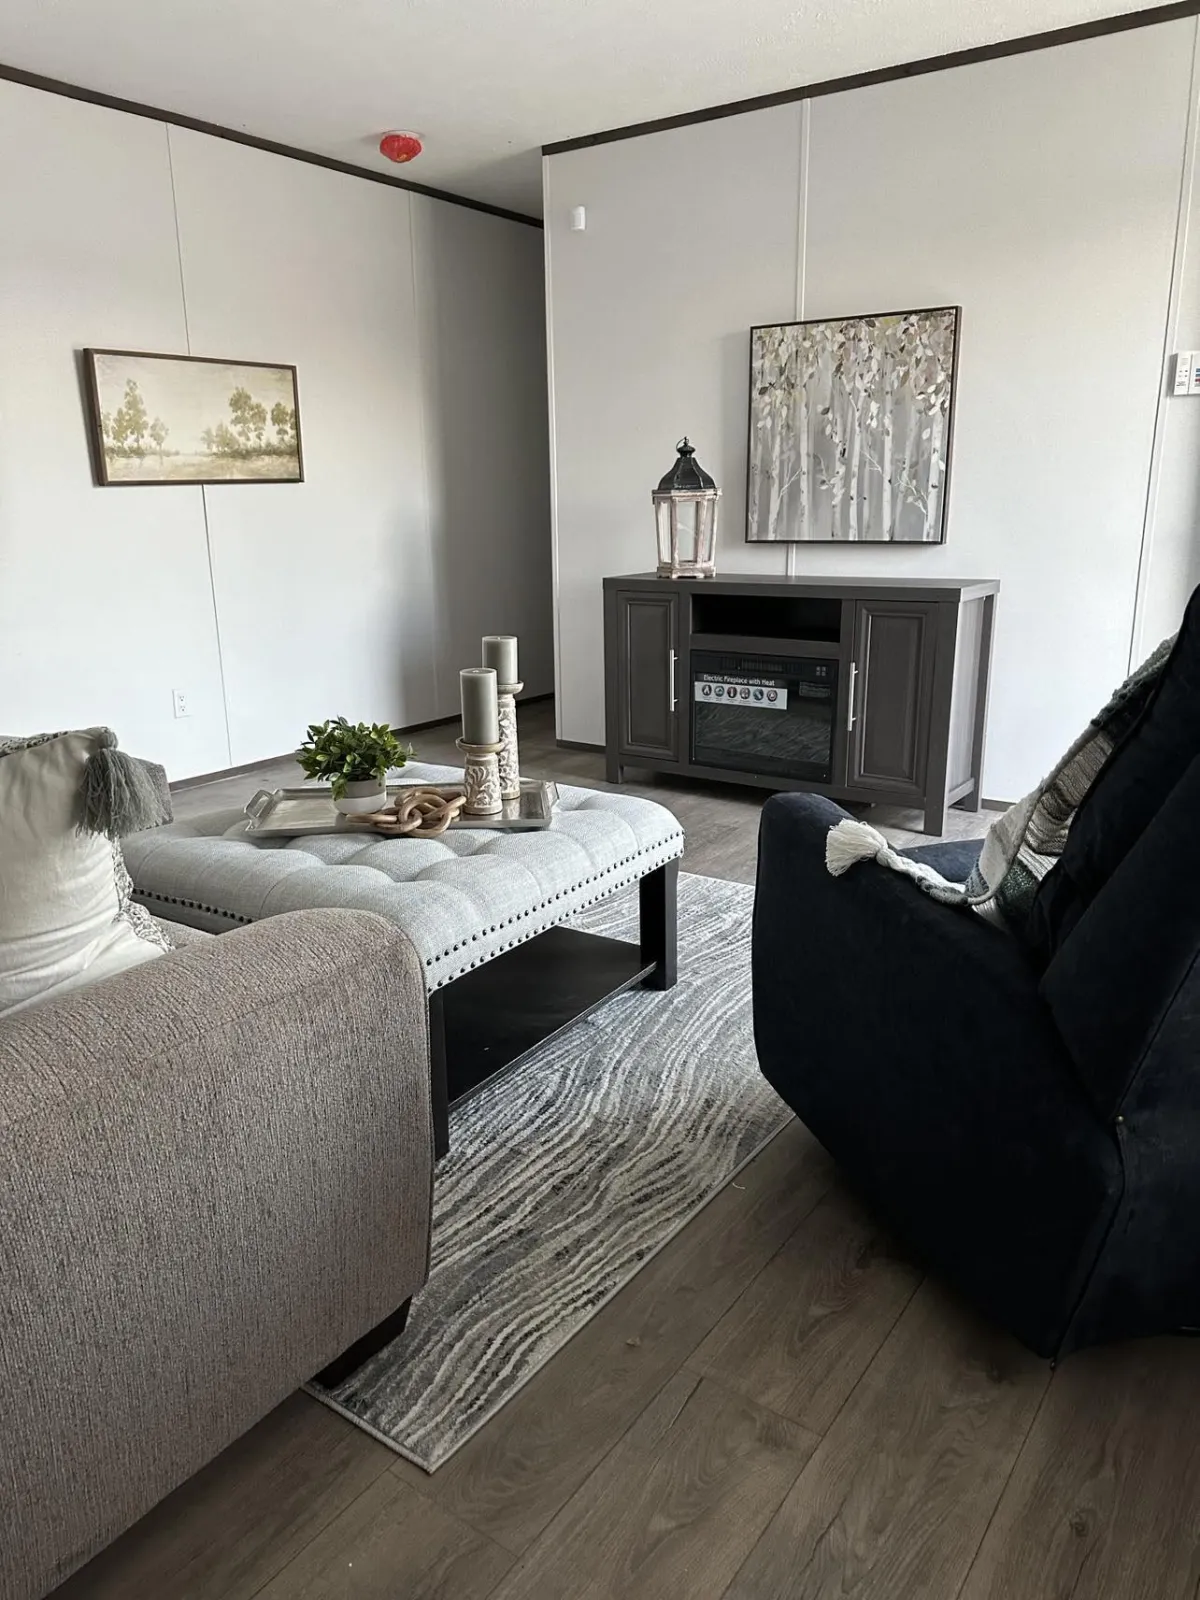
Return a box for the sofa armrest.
[753,794,1102,1152]
[132,754,172,823]
[0,909,433,1600]
[753,794,1124,1357]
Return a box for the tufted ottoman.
[124,763,685,1154]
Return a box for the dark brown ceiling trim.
[0,59,543,228]
[543,0,1200,156]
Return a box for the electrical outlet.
[172,688,190,719]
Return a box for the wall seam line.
[166,124,233,767]
[785,102,811,579]
[198,491,232,766]
[408,196,441,720]
[1129,13,1200,667]
[166,126,191,356]
[543,156,565,735]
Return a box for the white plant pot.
[334,779,388,815]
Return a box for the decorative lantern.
[653,438,720,579]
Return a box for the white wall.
[0,79,551,777]
[545,21,1197,802]
[0,88,226,775]
[1134,37,1200,659]
[412,197,554,716]
[167,130,438,765]
[545,105,805,719]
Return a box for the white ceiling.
[0,0,1169,216]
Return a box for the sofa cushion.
[0,731,170,1016]
[901,837,983,882]
[1028,587,1200,963]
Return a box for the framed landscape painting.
[84,349,303,485]
[746,306,960,543]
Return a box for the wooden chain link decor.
[360,788,467,837]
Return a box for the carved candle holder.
[456,737,504,816]
[496,681,523,801]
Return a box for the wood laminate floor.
[54,701,1200,1599]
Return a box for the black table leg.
[428,989,450,1160]
[640,859,679,991]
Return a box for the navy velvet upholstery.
[752,788,1200,1359]
[900,836,982,881]
[1030,587,1200,965]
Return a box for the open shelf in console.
[689,632,840,659]
[690,591,842,644]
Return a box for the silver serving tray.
[241,778,559,838]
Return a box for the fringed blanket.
[825,637,1174,937]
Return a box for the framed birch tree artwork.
[746,306,960,543]
[83,350,303,485]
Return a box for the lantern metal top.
[655,437,716,495]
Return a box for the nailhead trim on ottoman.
[124,762,685,990]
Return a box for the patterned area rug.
[307,872,790,1472]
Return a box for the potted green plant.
[297,717,412,814]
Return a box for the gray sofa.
[0,908,434,1600]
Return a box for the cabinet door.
[847,600,937,798]
[614,591,680,763]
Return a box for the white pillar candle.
[460,667,500,745]
[482,634,519,687]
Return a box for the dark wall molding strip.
[543,0,1200,156]
[0,60,542,228]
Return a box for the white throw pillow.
[0,730,170,1017]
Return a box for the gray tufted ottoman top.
[124,763,685,991]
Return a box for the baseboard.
[981,797,1012,812]
[171,754,297,791]
[171,695,555,790]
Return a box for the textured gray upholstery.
[0,909,433,1600]
[155,915,210,947]
[138,756,172,823]
[123,762,686,990]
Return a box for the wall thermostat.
[1173,351,1200,395]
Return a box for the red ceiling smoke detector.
[379,131,423,164]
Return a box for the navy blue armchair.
[752,766,1200,1359]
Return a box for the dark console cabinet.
[612,590,680,764]
[603,574,998,835]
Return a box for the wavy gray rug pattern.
[307,872,790,1472]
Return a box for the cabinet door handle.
[846,662,858,732]
[668,649,678,712]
